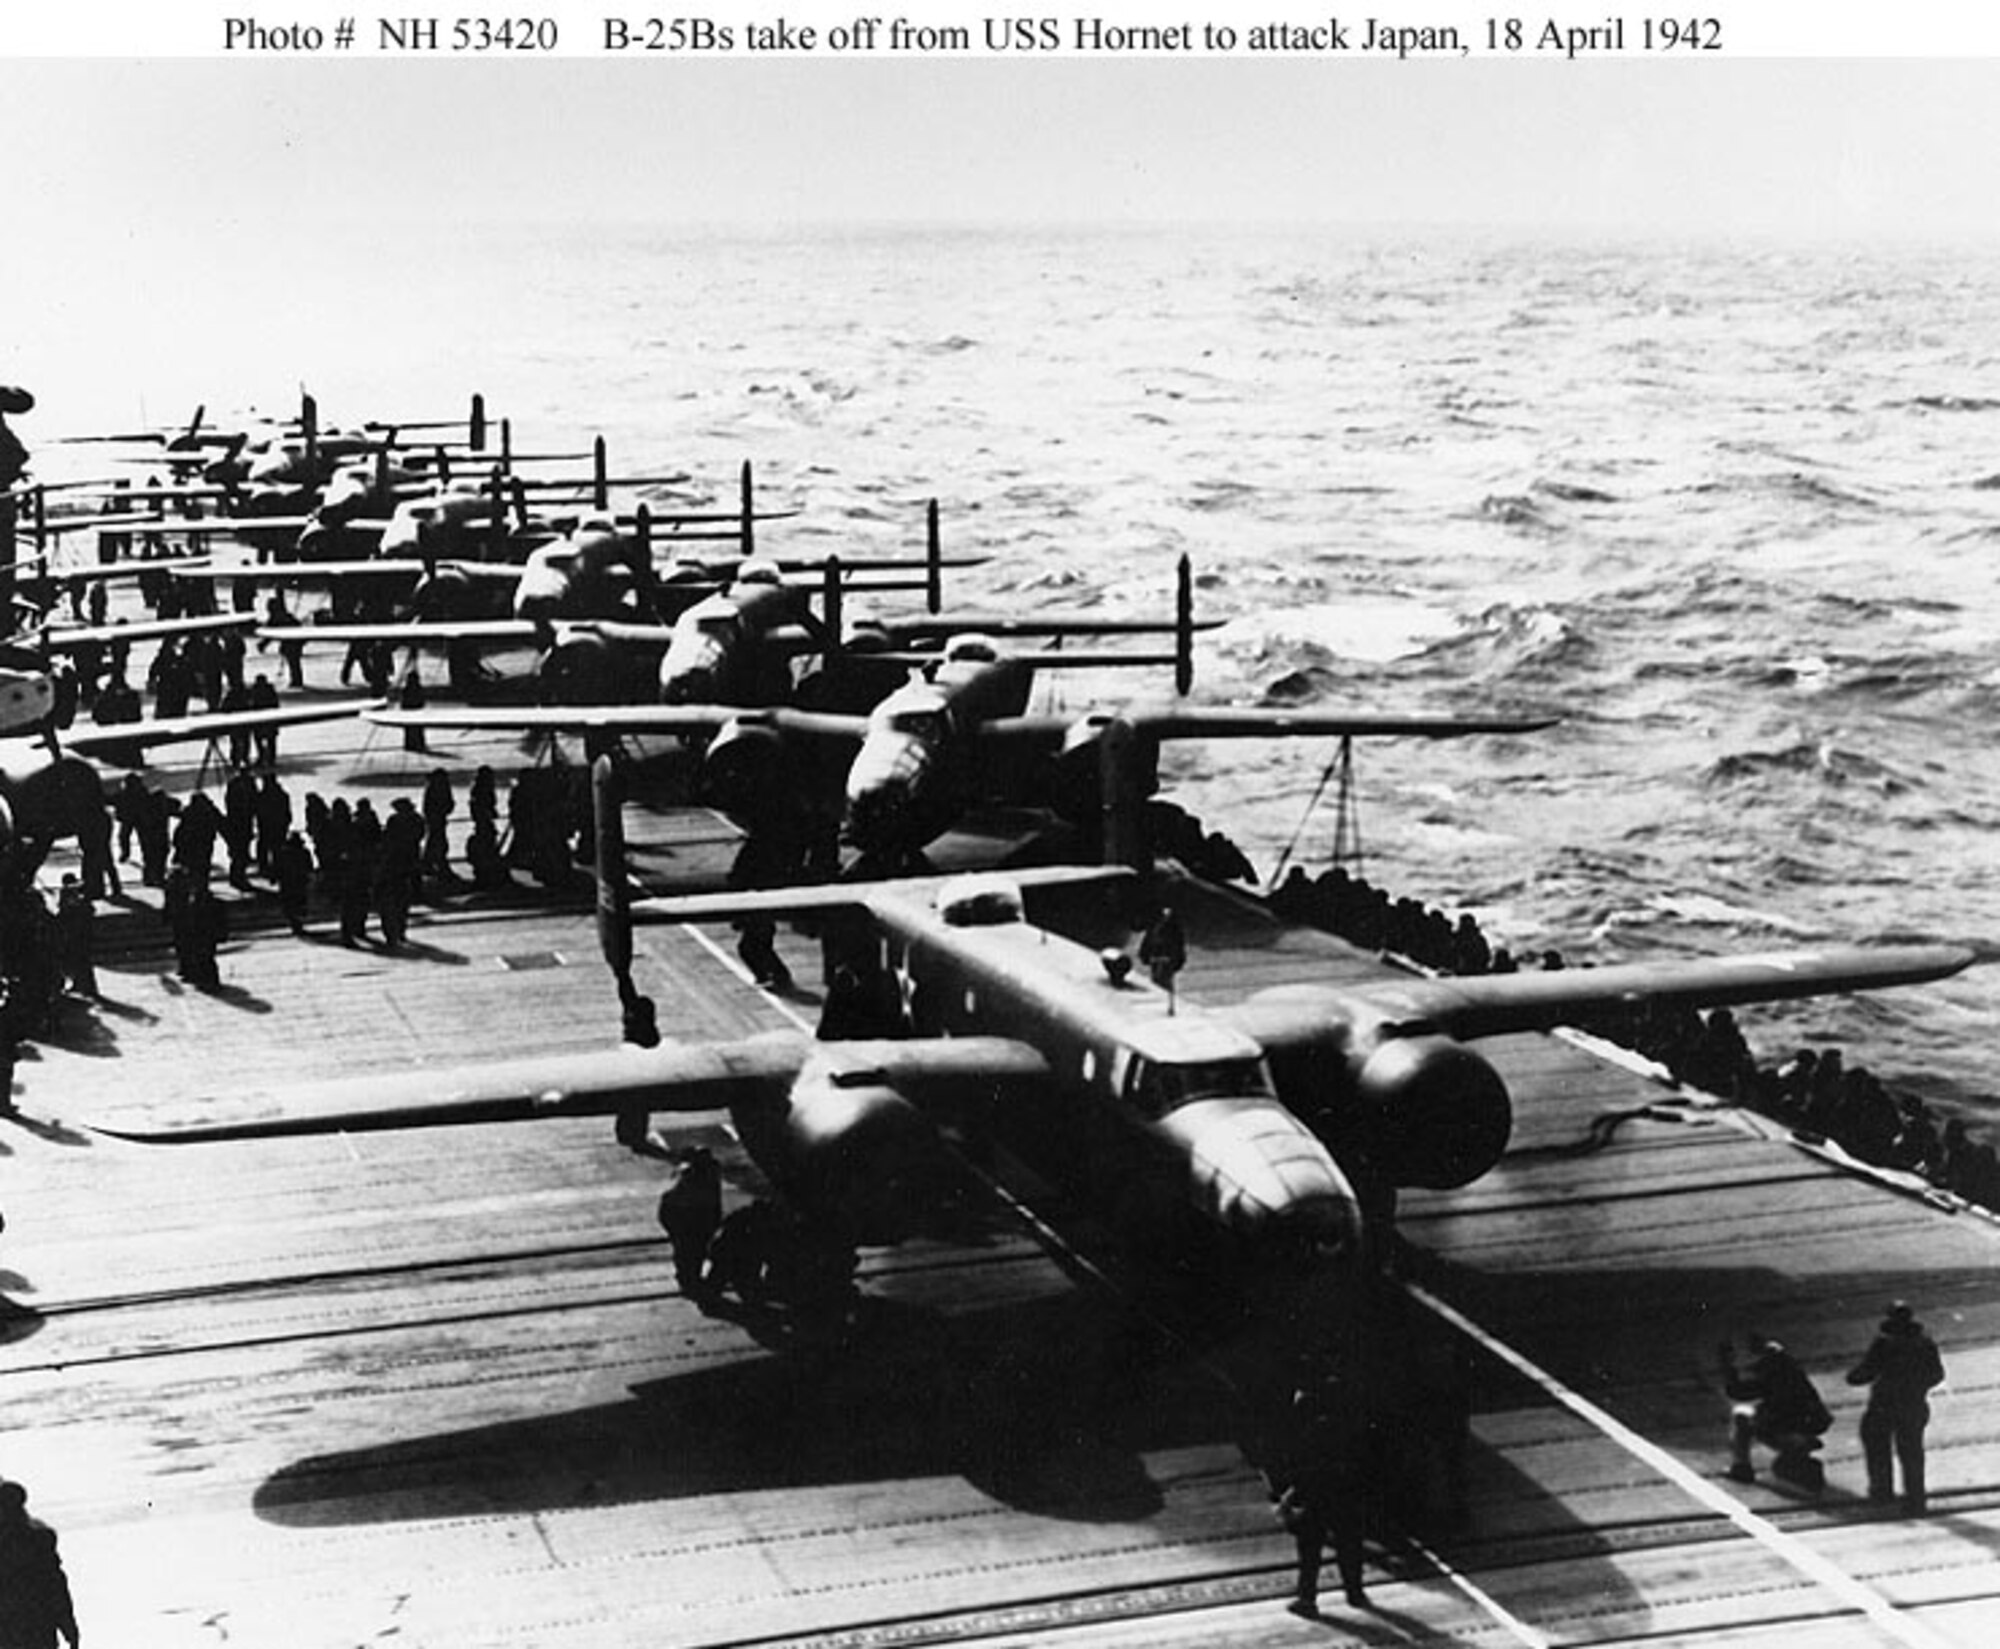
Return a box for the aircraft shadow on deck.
[252,1287,1252,1530]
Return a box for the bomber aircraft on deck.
[81,751,1976,1375]
[361,553,1557,874]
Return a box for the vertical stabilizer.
[593,755,632,985]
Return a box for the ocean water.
[27,223,2000,1105]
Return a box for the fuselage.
[869,878,1362,1260]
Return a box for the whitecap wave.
[1213,598,1464,666]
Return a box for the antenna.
[1175,552,1194,696]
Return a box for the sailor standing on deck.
[656,1145,723,1302]
[1847,1300,1946,1515]
[0,1478,80,1649]
[1265,1375,1371,1616]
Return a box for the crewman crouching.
[1721,1333,1831,1492]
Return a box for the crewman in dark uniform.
[656,1145,723,1301]
[245,669,281,767]
[375,798,424,946]
[264,591,307,688]
[183,880,226,988]
[253,772,291,880]
[420,768,456,888]
[1138,905,1187,991]
[219,677,254,769]
[1265,1376,1371,1616]
[727,827,806,991]
[0,980,18,1117]
[340,799,382,944]
[1721,1333,1832,1492]
[398,667,428,754]
[0,1477,80,1649]
[113,773,148,868]
[222,768,258,888]
[275,829,315,935]
[1847,1300,1946,1514]
[53,876,96,1001]
[173,790,221,884]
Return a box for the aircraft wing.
[629,863,1138,928]
[362,702,737,735]
[172,555,419,583]
[364,701,874,739]
[37,613,259,650]
[858,611,1221,640]
[1124,708,1562,739]
[80,1032,1049,1142]
[28,555,213,585]
[63,697,382,756]
[1242,944,1977,1047]
[259,620,537,645]
[29,513,318,539]
[968,707,1561,745]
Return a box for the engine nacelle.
[732,1057,956,1246]
[1349,1033,1511,1189]
[1233,987,1512,1190]
[538,632,639,706]
[700,716,789,821]
[410,567,480,622]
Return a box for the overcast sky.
[5,55,1999,243]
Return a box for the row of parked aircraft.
[13,395,1979,1379]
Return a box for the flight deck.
[9,710,2000,1648]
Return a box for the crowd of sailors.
[0,749,597,1051]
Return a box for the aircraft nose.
[659,638,722,704]
[1164,1097,1364,1254]
[844,735,928,848]
[842,777,907,849]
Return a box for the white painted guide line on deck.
[1406,1279,1954,1649]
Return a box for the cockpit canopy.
[936,873,1025,928]
[691,605,742,639]
[939,634,1001,665]
[1127,1054,1277,1117]
[885,707,948,740]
